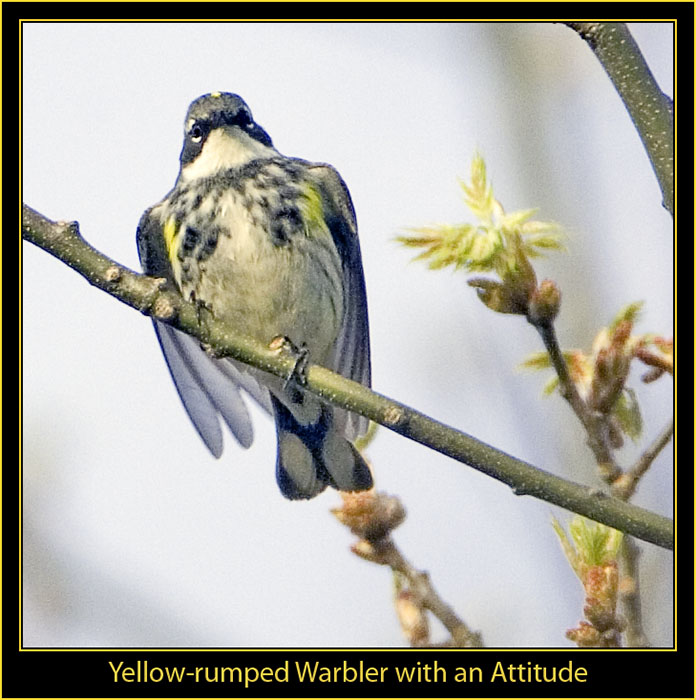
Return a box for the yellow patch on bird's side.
[163,216,180,264]
[298,183,330,238]
[210,91,222,98]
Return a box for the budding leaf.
[612,387,643,442]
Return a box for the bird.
[136,92,373,499]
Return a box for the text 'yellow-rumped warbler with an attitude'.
[137,92,373,499]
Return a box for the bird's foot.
[269,335,310,388]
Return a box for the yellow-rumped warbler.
[137,92,372,499]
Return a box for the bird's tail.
[271,396,373,500]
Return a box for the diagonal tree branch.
[564,22,674,216]
[612,419,675,501]
[531,318,621,481]
[22,203,674,550]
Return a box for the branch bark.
[564,22,674,216]
[612,419,673,647]
[612,419,674,501]
[377,538,483,647]
[22,203,674,550]
[532,318,621,481]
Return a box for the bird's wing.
[308,164,372,439]
[137,207,271,457]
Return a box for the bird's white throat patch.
[181,128,276,182]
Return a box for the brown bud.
[582,563,619,631]
[611,319,633,348]
[584,562,619,600]
[350,540,383,563]
[395,590,430,646]
[635,345,673,375]
[584,597,616,632]
[468,277,529,315]
[641,367,666,383]
[528,279,561,324]
[567,621,601,647]
[332,490,406,542]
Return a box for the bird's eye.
[236,110,252,128]
[189,122,205,142]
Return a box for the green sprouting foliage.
[552,515,623,580]
[398,152,564,274]
[520,303,662,443]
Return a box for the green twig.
[377,539,483,647]
[564,22,674,216]
[618,536,649,647]
[531,318,621,482]
[612,419,673,648]
[612,419,674,501]
[22,204,674,550]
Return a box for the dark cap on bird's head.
[186,92,249,124]
[180,91,273,166]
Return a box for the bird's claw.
[269,335,310,388]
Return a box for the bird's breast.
[162,169,344,362]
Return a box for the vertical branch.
[618,537,648,647]
[532,318,620,481]
[612,419,674,647]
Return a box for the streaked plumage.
[137,92,372,498]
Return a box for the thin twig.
[564,22,674,216]
[618,537,649,647]
[376,538,483,647]
[612,419,675,501]
[611,419,673,648]
[22,203,674,550]
[532,319,621,481]
[334,490,482,646]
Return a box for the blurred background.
[22,22,674,648]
